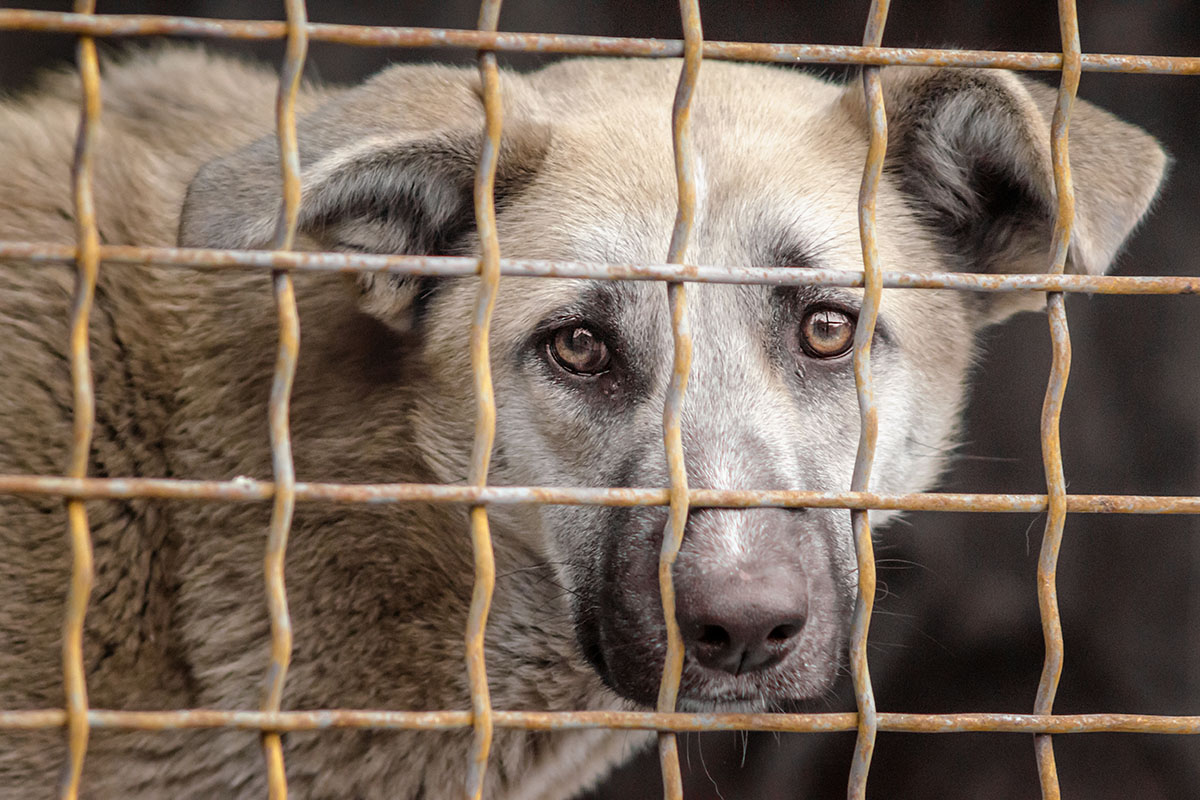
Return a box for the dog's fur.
[0,49,1165,799]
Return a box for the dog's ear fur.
[179,65,548,332]
[845,67,1167,322]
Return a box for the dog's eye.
[549,326,611,375]
[799,307,855,359]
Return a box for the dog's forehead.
[475,60,966,366]
[502,61,867,269]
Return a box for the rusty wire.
[5,9,1200,75]
[3,241,1199,293]
[2,475,1200,514]
[256,1,309,797]
[462,1,505,796]
[1,4,1198,800]
[58,1,100,797]
[1032,1,1083,796]
[846,2,889,795]
[3,707,1200,735]
[654,3,702,797]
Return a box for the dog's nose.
[675,567,809,676]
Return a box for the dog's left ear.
[843,67,1168,322]
[179,64,549,334]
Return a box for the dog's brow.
[759,227,824,270]
[576,280,643,324]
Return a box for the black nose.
[675,566,809,676]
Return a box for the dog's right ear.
[840,66,1167,324]
[179,65,548,332]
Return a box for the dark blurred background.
[2,1,1197,798]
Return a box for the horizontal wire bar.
[1,475,1198,513]
[1,242,1197,294]
[1,708,1198,735]
[2,11,1200,74]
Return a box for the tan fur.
[0,48,1165,799]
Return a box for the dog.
[0,48,1165,799]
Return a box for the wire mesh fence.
[0,2,1197,799]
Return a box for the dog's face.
[181,59,1165,708]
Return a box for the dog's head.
[180,59,1165,708]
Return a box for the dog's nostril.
[698,625,731,648]
[767,622,802,642]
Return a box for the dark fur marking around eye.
[526,282,655,410]
[770,286,891,350]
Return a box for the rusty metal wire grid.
[0,2,1198,800]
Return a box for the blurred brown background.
[2,1,1197,798]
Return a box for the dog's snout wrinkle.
[676,564,810,677]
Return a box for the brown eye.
[549,326,611,375]
[799,307,855,359]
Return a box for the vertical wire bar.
[1034,2,1081,797]
[465,1,504,797]
[847,1,890,797]
[59,1,100,797]
[260,1,308,797]
[655,2,701,799]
